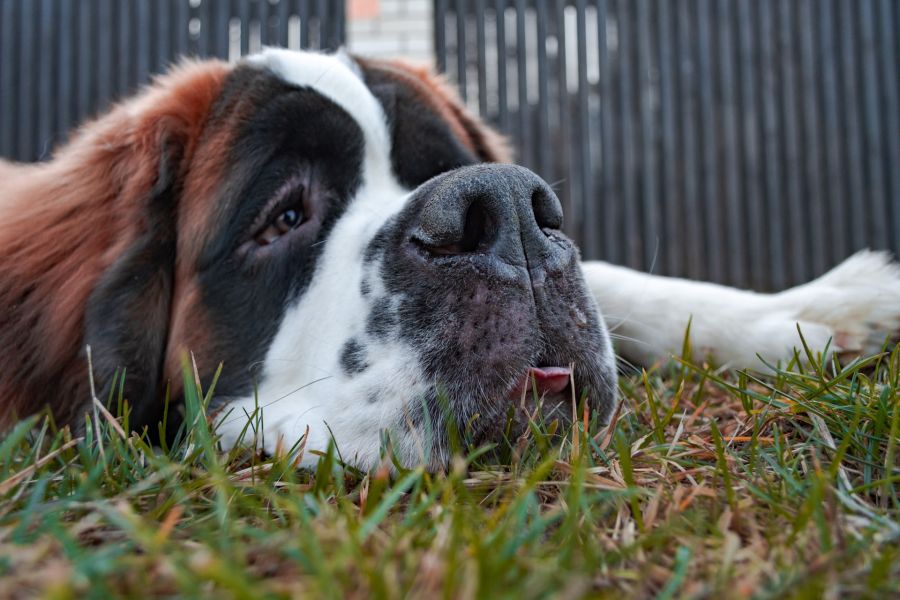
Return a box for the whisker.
[614,355,642,375]
[546,178,567,192]
[608,332,653,348]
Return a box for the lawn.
[1,342,898,599]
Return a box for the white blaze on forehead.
[247,47,392,179]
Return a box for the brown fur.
[0,60,230,427]
[0,53,512,432]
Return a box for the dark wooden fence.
[0,0,345,164]
[4,1,899,290]
[435,0,900,290]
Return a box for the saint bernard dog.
[1,48,898,469]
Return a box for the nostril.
[531,188,563,231]
[459,201,490,252]
[414,200,493,257]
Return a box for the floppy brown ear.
[83,134,182,433]
[79,63,232,434]
[0,60,230,433]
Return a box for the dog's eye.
[276,208,302,231]
[255,205,305,246]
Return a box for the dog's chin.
[429,348,614,454]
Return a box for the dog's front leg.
[580,251,900,370]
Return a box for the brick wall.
[346,0,434,61]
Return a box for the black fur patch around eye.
[340,338,369,376]
[193,65,366,402]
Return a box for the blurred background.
[0,0,898,290]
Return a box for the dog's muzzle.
[369,164,617,446]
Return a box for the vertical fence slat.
[859,0,888,249]
[212,0,230,59]
[798,0,826,277]
[17,0,35,161]
[156,0,172,72]
[819,0,848,265]
[238,0,252,55]
[276,0,289,47]
[656,0,679,277]
[334,0,346,48]
[174,0,189,57]
[571,0,592,257]
[37,0,54,159]
[515,0,530,169]
[476,0,488,118]
[199,0,213,57]
[98,0,114,111]
[736,0,764,289]
[296,0,309,49]
[117,0,132,91]
[617,1,639,268]
[1,0,19,159]
[838,0,867,251]
[76,0,91,125]
[456,0,468,102]
[716,0,745,285]
[435,0,448,72]
[58,0,76,143]
[553,0,574,236]
[777,0,806,284]
[136,0,151,86]
[677,0,703,279]
[879,0,900,251]
[600,0,623,262]
[636,0,658,274]
[697,0,721,282]
[760,0,786,289]
[494,0,508,133]
[534,0,550,181]
[258,0,270,47]
[315,0,327,48]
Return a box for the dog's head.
[1,49,616,468]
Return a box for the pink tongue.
[511,366,572,399]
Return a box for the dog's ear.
[356,56,513,164]
[83,133,183,433]
[77,61,231,435]
[0,59,229,433]
[424,74,512,164]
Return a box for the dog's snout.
[409,165,565,268]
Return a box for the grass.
[1,343,899,599]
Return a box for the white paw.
[774,250,900,357]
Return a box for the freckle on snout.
[339,338,369,376]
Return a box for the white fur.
[247,48,393,182]
[217,49,427,468]
[582,250,900,369]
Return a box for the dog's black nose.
[409,164,565,270]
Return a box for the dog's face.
[196,50,617,467]
[4,49,616,469]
